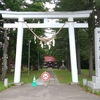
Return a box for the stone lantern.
[60,60,66,70]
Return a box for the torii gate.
[0,10,92,84]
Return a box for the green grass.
[0,82,6,91]
[53,69,72,84]
[78,70,92,85]
[21,69,46,83]
[53,69,92,85]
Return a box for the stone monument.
[87,27,100,92]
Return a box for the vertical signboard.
[95,28,100,77]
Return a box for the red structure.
[44,56,56,67]
[44,56,55,62]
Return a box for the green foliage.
[55,0,87,11]
[50,29,68,62]
[22,28,45,65]
[95,0,100,8]
[24,2,46,11]
[2,0,24,11]
[79,29,89,61]
[30,0,51,3]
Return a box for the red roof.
[44,56,55,62]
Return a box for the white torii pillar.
[68,17,78,83]
[14,17,24,83]
[0,10,92,84]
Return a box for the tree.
[54,0,100,78]
[0,12,8,80]
[0,29,8,81]
[95,0,100,26]
[0,17,4,74]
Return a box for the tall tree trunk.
[88,9,95,78]
[0,59,2,74]
[89,39,93,78]
[67,52,71,71]
[97,8,100,27]
[77,42,81,74]
[76,29,81,74]
[7,43,11,73]
[0,29,8,81]
[67,39,71,71]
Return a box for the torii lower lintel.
[4,23,88,28]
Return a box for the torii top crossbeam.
[0,10,92,19]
